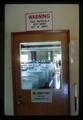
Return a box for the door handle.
[17,99,24,105]
[17,100,22,105]
[17,95,25,105]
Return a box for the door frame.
[11,30,70,115]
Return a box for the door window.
[20,41,62,90]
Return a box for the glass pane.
[19,41,62,90]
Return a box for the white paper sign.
[31,89,52,103]
[25,12,53,31]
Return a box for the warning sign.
[25,12,53,31]
[31,89,52,103]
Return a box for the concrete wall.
[5,4,79,115]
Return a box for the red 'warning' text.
[28,14,50,19]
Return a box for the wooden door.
[11,30,70,115]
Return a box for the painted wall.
[5,4,79,115]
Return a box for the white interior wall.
[5,4,79,115]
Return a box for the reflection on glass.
[19,41,62,90]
